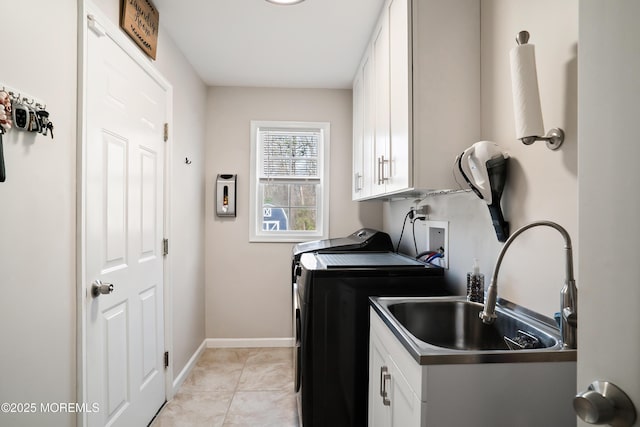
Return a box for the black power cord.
[412,217,418,255]
[395,210,413,253]
[397,208,426,255]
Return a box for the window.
[250,121,330,242]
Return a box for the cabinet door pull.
[380,366,391,406]
[377,156,389,185]
[354,172,362,192]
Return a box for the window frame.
[249,120,330,242]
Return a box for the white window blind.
[260,129,320,179]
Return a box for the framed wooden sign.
[120,0,159,60]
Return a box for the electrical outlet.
[425,220,449,269]
[409,203,429,222]
[416,204,429,216]
[410,205,427,222]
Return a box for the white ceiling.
[152,0,386,89]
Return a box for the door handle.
[91,280,114,298]
[574,381,636,426]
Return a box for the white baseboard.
[206,337,294,348]
[172,339,206,394]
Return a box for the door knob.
[91,280,114,298]
[574,381,636,426]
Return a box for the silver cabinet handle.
[354,172,362,192]
[574,381,636,426]
[377,156,389,185]
[380,366,391,406]
[91,279,114,298]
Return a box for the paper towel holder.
[521,128,565,150]
[514,30,565,151]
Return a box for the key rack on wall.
[0,83,54,137]
[0,82,55,182]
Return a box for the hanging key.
[37,109,50,136]
[28,104,40,132]
[46,121,54,139]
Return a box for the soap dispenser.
[467,259,485,303]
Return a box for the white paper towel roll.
[510,43,544,140]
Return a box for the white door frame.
[76,2,174,426]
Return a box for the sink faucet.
[479,221,578,349]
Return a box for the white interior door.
[84,15,167,427]
[578,1,639,425]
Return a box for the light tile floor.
[150,347,299,427]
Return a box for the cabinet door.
[388,356,422,427]
[352,48,375,201]
[352,68,365,200]
[369,330,391,427]
[387,0,411,193]
[361,53,374,198]
[372,12,390,195]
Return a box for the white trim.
[163,89,175,401]
[77,3,174,425]
[75,4,88,427]
[171,340,206,395]
[206,337,294,348]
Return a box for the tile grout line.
[221,347,254,426]
[152,347,297,426]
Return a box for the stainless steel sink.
[371,296,577,364]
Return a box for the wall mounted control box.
[216,174,237,217]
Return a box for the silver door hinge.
[164,351,169,368]
[162,238,169,256]
[163,123,169,142]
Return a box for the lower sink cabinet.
[368,307,577,427]
[369,319,422,427]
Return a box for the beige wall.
[480,0,578,316]
[205,87,382,339]
[385,0,578,318]
[154,30,207,385]
[0,2,77,426]
[0,2,207,425]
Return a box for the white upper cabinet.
[352,60,365,199]
[352,0,480,200]
[372,14,391,195]
[386,0,411,195]
[353,48,375,199]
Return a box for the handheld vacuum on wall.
[456,141,510,242]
